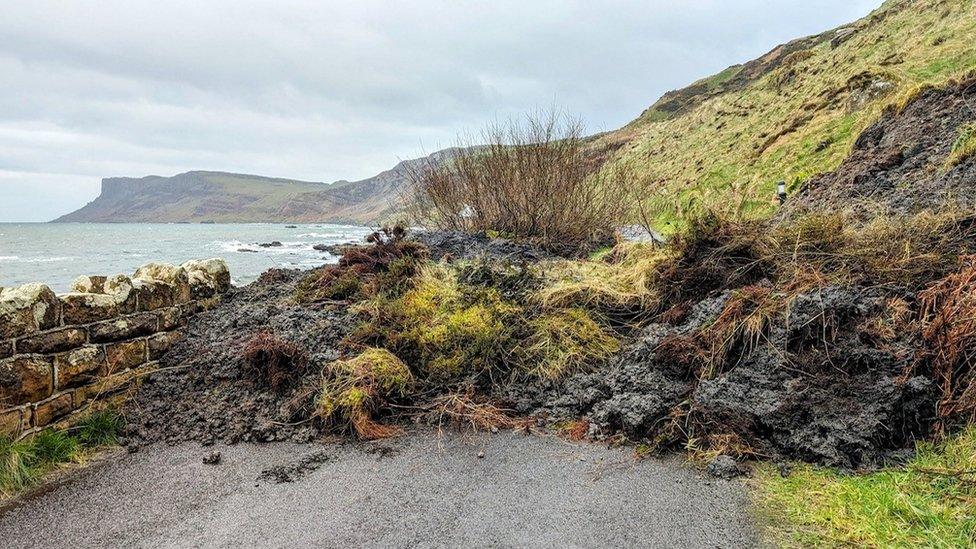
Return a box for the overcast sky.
[0,0,880,222]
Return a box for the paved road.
[0,430,757,548]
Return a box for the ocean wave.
[0,255,19,261]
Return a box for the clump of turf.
[296,225,427,303]
[520,308,620,379]
[316,348,413,439]
[947,122,976,169]
[918,256,976,431]
[241,332,310,393]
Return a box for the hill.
[53,151,456,224]
[597,0,976,233]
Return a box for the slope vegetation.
[601,0,976,233]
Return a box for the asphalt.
[0,429,758,548]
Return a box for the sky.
[0,0,881,222]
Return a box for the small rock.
[259,241,283,248]
[477,451,485,459]
[238,248,258,253]
[707,455,743,479]
[285,225,297,228]
[203,451,222,465]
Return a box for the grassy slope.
[601,0,976,233]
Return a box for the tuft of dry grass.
[421,388,527,432]
[520,307,620,380]
[241,332,309,393]
[919,256,976,430]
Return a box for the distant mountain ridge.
[53,151,456,224]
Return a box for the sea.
[0,223,375,293]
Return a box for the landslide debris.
[122,267,353,447]
[781,76,976,219]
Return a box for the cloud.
[0,0,880,221]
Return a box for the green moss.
[756,426,976,548]
[396,265,520,380]
[317,348,413,437]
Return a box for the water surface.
[0,223,373,292]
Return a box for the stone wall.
[0,259,231,438]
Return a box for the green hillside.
[600,0,976,233]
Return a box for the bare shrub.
[407,110,627,255]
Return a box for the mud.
[409,230,555,262]
[781,77,976,220]
[257,450,333,483]
[523,286,937,469]
[122,267,353,447]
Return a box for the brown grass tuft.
[919,256,976,429]
[241,332,309,393]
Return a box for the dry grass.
[919,256,976,430]
[520,307,620,379]
[421,388,527,432]
[241,332,309,393]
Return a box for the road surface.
[0,429,757,548]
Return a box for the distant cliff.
[53,151,455,224]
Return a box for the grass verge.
[0,410,123,499]
[756,426,976,548]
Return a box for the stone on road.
[0,430,757,548]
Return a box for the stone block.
[88,312,158,343]
[0,340,13,360]
[156,307,185,331]
[0,355,54,406]
[182,258,231,298]
[17,327,87,354]
[60,292,119,324]
[134,263,192,304]
[33,392,73,427]
[74,361,158,404]
[0,406,23,437]
[148,331,182,360]
[55,345,106,388]
[0,283,60,338]
[70,275,107,294]
[104,275,138,314]
[132,279,177,311]
[105,339,147,374]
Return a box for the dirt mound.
[522,285,936,469]
[409,230,555,262]
[122,267,353,447]
[781,77,976,220]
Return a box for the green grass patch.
[947,122,976,169]
[756,426,976,548]
[0,410,123,498]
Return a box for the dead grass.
[241,332,309,393]
[296,225,427,303]
[421,388,527,432]
[919,256,976,430]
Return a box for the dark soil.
[409,230,555,262]
[122,267,352,447]
[780,77,976,219]
[516,286,936,469]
